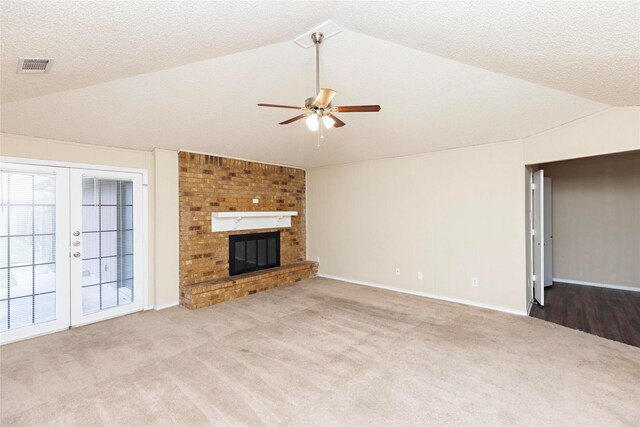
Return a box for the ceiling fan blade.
[336,105,381,112]
[279,114,307,125]
[258,103,303,110]
[314,88,337,108]
[328,113,346,128]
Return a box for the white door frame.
[533,169,545,306]
[0,157,149,344]
[69,168,145,326]
[543,176,553,287]
[0,157,149,181]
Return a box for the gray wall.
[543,151,640,288]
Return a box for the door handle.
[73,231,80,237]
[73,252,81,258]
[73,241,80,247]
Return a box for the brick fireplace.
[178,152,317,309]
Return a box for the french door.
[1,163,70,342]
[69,169,144,326]
[1,162,145,343]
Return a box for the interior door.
[0,163,70,343]
[69,169,144,326]
[533,170,545,305]
[544,177,553,287]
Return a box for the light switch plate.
[252,198,259,204]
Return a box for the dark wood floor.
[530,282,640,348]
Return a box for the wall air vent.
[17,57,53,74]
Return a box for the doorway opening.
[526,151,640,347]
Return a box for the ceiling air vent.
[17,57,53,74]
[294,20,342,48]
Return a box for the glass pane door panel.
[0,171,57,332]
[81,178,135,315]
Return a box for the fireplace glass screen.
[229,231,280,276]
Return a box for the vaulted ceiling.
[1,1,638,167]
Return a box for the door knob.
[73,231,80,236]
[73,241,80,246]
[73,252,81,258]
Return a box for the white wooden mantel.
[211,211,298,232]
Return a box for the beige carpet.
[1,277,639,426]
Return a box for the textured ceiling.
[2,1,638,105]
[0,0,336,103]
[333,1,640,106]
[1,31,606,168]
[0,1,635,167]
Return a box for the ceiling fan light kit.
[258,31,381,145]
[306,115,319,131]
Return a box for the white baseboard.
[318,274,527,316]
[553,278,640,293]
[154,301,180,311]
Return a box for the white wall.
[2,106,637,316]
[308,107,640,315]
[308,140,528,314]
[524,107,640,165]
[0,132,180,308]
[153,148,180,307]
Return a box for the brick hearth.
[180,261,318,309]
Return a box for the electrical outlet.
[252,198,259,204]
[417,272,423,280]
[395,267,401,276]
[472,277,479,287]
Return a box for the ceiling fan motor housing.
[305,97,332,116]
[311,32,324,44]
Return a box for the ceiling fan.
[258,32,381,140]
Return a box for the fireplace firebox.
[229,231,280,276]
